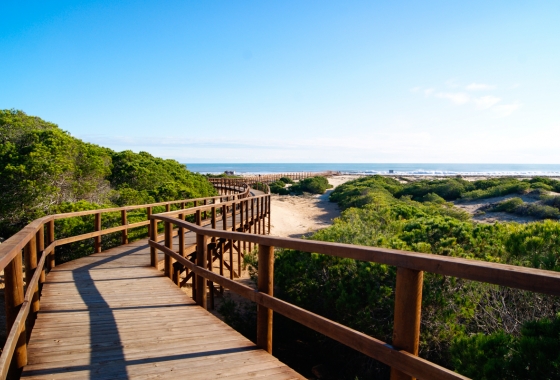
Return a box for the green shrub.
[396,178,475,201]
[541,195,560,210]
[270,180,290,195]
[531,182,553,191]
[491,197,524,212]
[421,192,447,204]
[291,176,333,194]
[278,177,294,185]
[461,181,530,200]
[515,203,560,220]
[451,316,560,380]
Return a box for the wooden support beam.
[121,210,128,245]
[23,236,39,336]
[4,252,27,370]
[196,232,208,309]
[257,244,274,353]
[164,222,173,280]
[46,220,55,270]
[94,212,101,253]
[391,267,424,380]
[149,219,158,267]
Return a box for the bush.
[396,178,475,201]
[531,182,553,191]
[270,180,290,195]
[451,316,560,380]
[421,192,447,204]
[461,181,530,200]
[278,177,294,185]
[291,176,333,194]
[541,195,560,210]
[491,197,524,213]
[515,203,560,220]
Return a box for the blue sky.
[2,1,559,163]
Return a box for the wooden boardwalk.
[20,238,304,379]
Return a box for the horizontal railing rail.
[0,180,252,379]
[148,214,560,380]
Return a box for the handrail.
[0,180,253,379]
[148,214,560,380]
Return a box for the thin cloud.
[410,86,420,92]
[466,83,496,91]
[435,92,470,105]
[473,95,501,110]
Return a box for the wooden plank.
[21,236,303,380]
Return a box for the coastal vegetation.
[223,175,560,379]
[270,175,333,195]
[0,110,216,261]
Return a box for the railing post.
[390,267,423,380]
[37,225,46,286]
[257,244,274,353]
[267,196,271,235]
[46,220,55,270]
[196,231,208,309]
[24,236,39,333]
[94,212,102,253]
[166,203,171,212]
[147,206,152,236]
[240,200,245,253]
[179,212,185,257]
[164,221,173,280]
[121,209,128,245]
[4,251,27,370]
[150,218,158,267]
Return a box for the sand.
[269,175,361,238]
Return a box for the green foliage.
[0,110,112,236]
[269,180,290,195]
[421,192,447,204]
[0,109,217,242]
[490,198,560,221]
[462,180,530,200]
[451,316,560,379]
[396,178,475,201]
[278,177,294,184]
[329,175,403,209]
[290,176,333,194]
[269,176,560,378]
[491,197,524,212]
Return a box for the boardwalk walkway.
[20,237,304,379]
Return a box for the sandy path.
[270,175,360,238]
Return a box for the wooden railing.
[0,181,254,379]
[148,214,560,380]
[209,171,338,187]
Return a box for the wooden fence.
[209,171,338,187]
[148,213,560,380]
[2,177,560,379]
[0,181,257,379]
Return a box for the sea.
[185,163,560,177]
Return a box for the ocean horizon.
[185,163,560,176]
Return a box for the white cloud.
[435,92,470,105]
[509,83,520,89]
[493,102,522,117]
[473,96,501,110]
[410,87,420,92]
[424,88,435,96]
[466,83,496,91]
